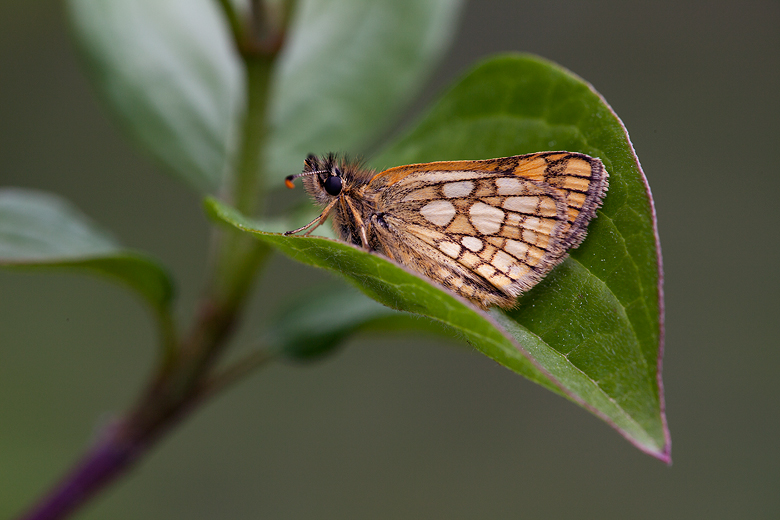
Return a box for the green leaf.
[265,0,465,181]
[66,0,243,192]
[264,282,449,360]
[208,53,668,461]
[0,188,174,320]
[375,53,667,456]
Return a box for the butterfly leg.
[342,196,370,249]
[284,197,339,236]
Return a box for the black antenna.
[284,169,327,189]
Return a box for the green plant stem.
[16,6,283,520]
[154,49,274,405]
[209,54,273,308]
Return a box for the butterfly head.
[286,154,356,205]
[283,153,374,239]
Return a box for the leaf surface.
[374,54,668,458]
[210,54,668,459]
[0,189,173,318]
[67,0,244,191]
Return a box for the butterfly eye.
[324,175,342,196]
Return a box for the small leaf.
[0,188,174,317]
[266,0,465,181]
[66,0,243,192]
[265,282,448,360]
[208,54,668,460]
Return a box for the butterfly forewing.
[369,152,607,307]
[289,151,608,309]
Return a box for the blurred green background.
[1,0,778,518]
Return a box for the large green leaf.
[208,53,668,460]
[0,188,173,320]
[375,53,667,457]
[66,0,244,192]
[265,0,464,181]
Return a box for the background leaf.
[208,53,668,459]
[264,283,449,360]
[265,0,465,182]
[0,188,173,317]
[67,0,244,192]
[66,0,464,193]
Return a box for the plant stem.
[15,421,142,520]
[16,3,283,519]
[209,54,273,311]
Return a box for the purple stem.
[16,421,142,520]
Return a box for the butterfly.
[284,152,608,309]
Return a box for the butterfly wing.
[368,152,608,308]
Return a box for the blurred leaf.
[207,53,668,460]
[67,0,243,192]
[66,0,463,193]
[0,188,173,317]
[265,0,465,181]
[265,282,449,360]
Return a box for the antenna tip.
[284,177,295,189]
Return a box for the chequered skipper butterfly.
[285,152,608,309]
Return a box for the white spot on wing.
[442,180,474,198]
[461,236,483,252]
[438,240,461,258]
[420,200,456,227]
[469,202,504,235]
[503,196,538,214]
[505,239,529,260]
[477,264,496,279]
[492,251,515,273]
[496,177,525,195]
